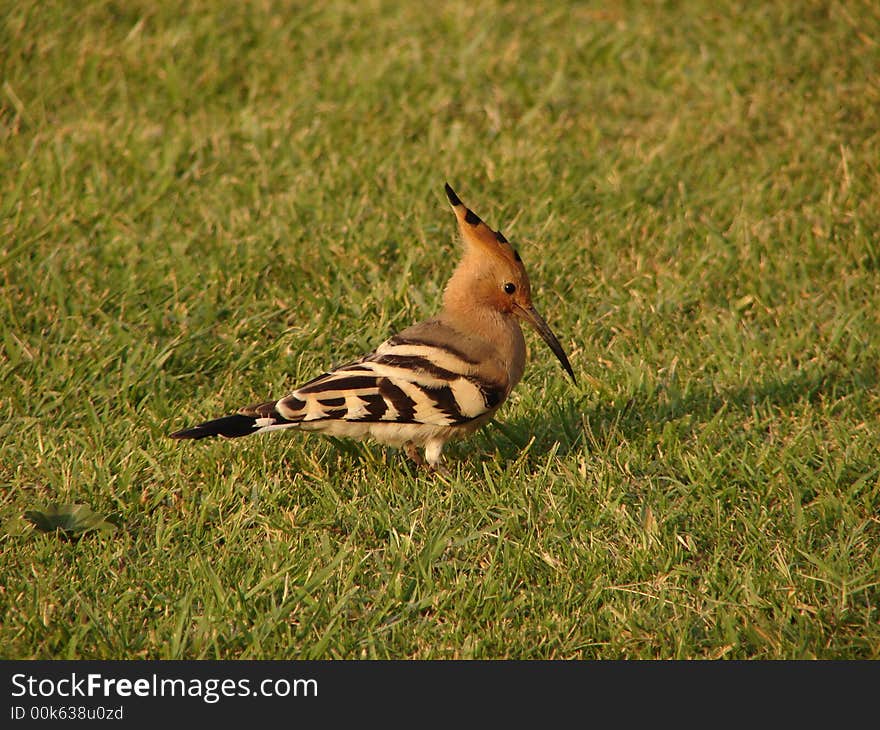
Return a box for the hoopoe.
[170,183,576,469]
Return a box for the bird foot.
[428,463,451,478]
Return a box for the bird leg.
[403,441,425,468]
[403,441,450,476]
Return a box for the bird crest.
[444,182,523,268]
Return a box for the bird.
[170,183,576,470]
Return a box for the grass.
[1,0,879,659]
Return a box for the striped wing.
[272,334,507,427]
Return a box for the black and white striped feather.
[169,326,508,444]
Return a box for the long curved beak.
[515,304,576,384]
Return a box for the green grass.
[2,0,879,659]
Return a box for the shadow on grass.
[487,360,879,463]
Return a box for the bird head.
[443,183,576,384]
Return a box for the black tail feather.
[170,414,258,440]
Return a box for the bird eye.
[503,282,516,295]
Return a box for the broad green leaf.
[23,504,118,538]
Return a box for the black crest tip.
[495,230,508,244]
[444,182,462,207]
[464,208,481,226]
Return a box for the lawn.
[1,0,879,659]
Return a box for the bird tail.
[169,400,294,440]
